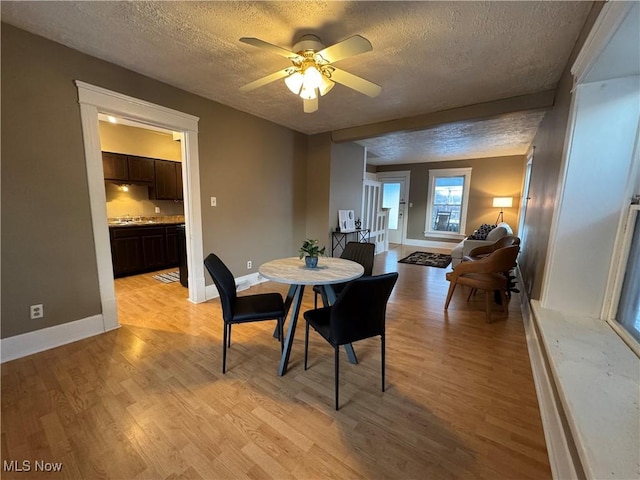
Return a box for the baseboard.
[1,314,115,363]
[204,271,268,300]
[403,238,455,254]
[516,267,581,479]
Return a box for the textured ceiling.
[1,1,594,164]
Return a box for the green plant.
[299,238,326,259]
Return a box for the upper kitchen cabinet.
[128,156,155,183]
[102,152,155,184]
[153,159,183,201]
[102,152,128,181]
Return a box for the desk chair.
[303,272,398,410]
[204,253,285,373]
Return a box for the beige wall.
[1,23,307,339]
[99,122,182,161]
[329,142,366,247]
[377,155,526,244]
[104,183,185,219]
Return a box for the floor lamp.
[493,197,513,224]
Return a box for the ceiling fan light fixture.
[299,85,318,100]
[319,75,335,96]
[284,71,304,94]
[302,65,322,91]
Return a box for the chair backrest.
[341,242,375,276]
[204,253,237,322]
[492,235,520,250]
[329,272,399,345]
[485,245,520,272]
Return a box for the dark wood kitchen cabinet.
[102,152,129,181]
[102,152,155,184]
[153,159,183,200]
[128,156,155,183]
[109,224,180,277]
[165,225,179,266]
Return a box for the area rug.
[398,251,452,268]
[152,271,180,283]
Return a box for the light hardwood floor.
[2,245,551,479]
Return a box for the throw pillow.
[468,224,496,240]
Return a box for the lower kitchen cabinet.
[110,224,180,277]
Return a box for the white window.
[608,203,640,355]
[424,168,471,238]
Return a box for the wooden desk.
[259,257,364,376]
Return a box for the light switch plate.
[211,197,217,207]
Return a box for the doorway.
[76,81,205,333]
[378,172,410,245]
[99,117,187,288]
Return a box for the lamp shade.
[492,197,513,208]
[284,72,304,95]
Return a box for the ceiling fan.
[239,34,382,113]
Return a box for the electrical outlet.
[247,260,252,269]
[30,304,44,319]
[155,206,161,213]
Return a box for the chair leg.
[500,289,509,316]
[444,282,457,310]
[381,334,386,392]
[228,324,232,348]
[466,287,477,301]
[304,321,310,371]
[485,290,493,323]
[334,346,340,411]
[222,323,228,374]
[279,318,284,352]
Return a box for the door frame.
[518,148,534,249]
[377,171,411,245]
[76,81,206,332]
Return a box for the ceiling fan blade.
[303,97,318,113]
[316,35,373,64]
[240,37,300,60]
[329,68,382,98]
[240,68,291,92]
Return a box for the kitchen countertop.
[108,216,184,227]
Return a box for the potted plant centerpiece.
[299,238,326,268]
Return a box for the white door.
[380,176,408,244]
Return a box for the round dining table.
[259,256,364,376]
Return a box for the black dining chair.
[204,253,286,373]
[313,241,375,308]
[303,272,399,410]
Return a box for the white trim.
[1,315,113,363]
[403,238,455,254]
[518,282,581,480]
[75,82,207,325]
[604,205,640,357]
[424,167,472,236]
[571,1,635,84]
[204,272,268,300]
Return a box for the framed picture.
[338,210,356,232]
